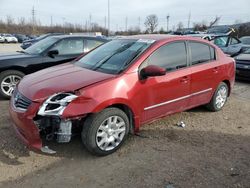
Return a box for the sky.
[0,0,250,31]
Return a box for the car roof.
[117,34,211,43]
[124,34,177,41]
[51,35,107,41]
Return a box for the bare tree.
[6,15,14,25]
[193,16,221,31]
[144,14,158,33]
[208,16,221,28]
[177,22,184,31]
[193,22,207,31]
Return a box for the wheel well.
[222,80,231,96]
[0,68,26,75]
[108,104,135,134]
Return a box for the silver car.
[240,36,250,51]
[211,35,243,56]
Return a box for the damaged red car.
[9,35,235,156]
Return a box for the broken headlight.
[38,93,77,116]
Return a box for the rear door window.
[144,42,187,71]
[51,38,84,55]
[189,42,215,65]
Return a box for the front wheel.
[82,108,130,156]
[0,70,24,99]
[206,82,229,112]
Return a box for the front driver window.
[51,38,84,55]
[143,42,187,71]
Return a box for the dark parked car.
[0,35,107,98]
[9,35,235,155]
[21,33,63,49]
[235,48,250,80]
[13,34,30,43]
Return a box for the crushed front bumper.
[9,100,43,152]
[9,95,80,154]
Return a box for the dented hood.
[18,63,115,101]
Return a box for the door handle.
[180,76,189,83]
[213,67,219,73]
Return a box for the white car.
[0,35,4,43]
[2,34,18,43]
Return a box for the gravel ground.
[0,45,250,188]
[0,82,249,188]
[0,43,22,53]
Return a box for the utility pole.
[166,14,170,32]
[50,15,53,27]
[125,16,128,32]
[138,17,141,31]
[188,11,191,28]
[104,16,107,29]
[62,17,65,33]
[108,0,110,36]
[31,6,36,33]
[89,14,92,31]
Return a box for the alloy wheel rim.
[0,75,21,96]
[215,86,227,109]
[96,116,126,151]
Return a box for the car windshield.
[240,37,250,45]
[213,37,228,47]
[24,37,59,55]
[75,39,154,74]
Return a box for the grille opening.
[13,90,32,110]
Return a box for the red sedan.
[9,35,235,156]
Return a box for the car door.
[227,37,242,55]
[42,38,85,68]
[137,41,191,123]
[188,41,221,107]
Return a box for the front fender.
[62,97,139,119]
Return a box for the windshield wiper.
[16,50,28,54]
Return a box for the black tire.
[82,108,130,156]
[0,70,25,99]
[206,82,229,112]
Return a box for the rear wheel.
[206,82,229,112]
[0,70,24,99]
[82,108,129,156]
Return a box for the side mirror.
[140,65,166,79]
[47,50,59,58]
